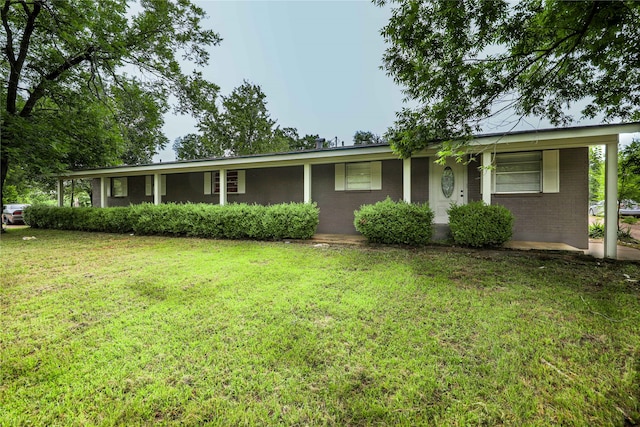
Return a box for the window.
[203,170,245,195]
[335,162,382,191]
[145,175,166,196]
[111,177,128,197]
[493,152,542,193]
[346,163,372,190]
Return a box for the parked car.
[2,204,30,225]
[589,200,640,217]
[588,201,604,216]
[620,200,640,217]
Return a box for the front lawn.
[1,228,639,425]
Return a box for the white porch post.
[56,179,64,207]
[100,177,108,208]
[604,141,618,259]
[153,173,161,206]
[219,169,227,206]
[403,158,412,203]
[303,163,312,203]
[481,151,492,205]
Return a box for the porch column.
[100,177,108,208]
[303,163,312,203]
[219,169,227,206]
[57,179,64,207]
[604,141,618,259]
[153,173,161,206]
[403,158,411,203]
[481,151,492,205]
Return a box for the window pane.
[496,161,541,173]
[112,178,127,197]
[346,163,371,190]
[214,171,239,194]
[227,171,238,193]
[494,152,541,193]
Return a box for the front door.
[430,157,467,223]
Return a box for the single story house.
[58,123,640,259]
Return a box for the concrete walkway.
[311,234,640,261]
[586,239,640,261]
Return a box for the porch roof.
[60,122,640,179]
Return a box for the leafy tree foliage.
[377,0,640,157]
[173,133,223,161]
[274,128,326,151]
[1,0,221,206]
[589,146,603,202]
[174,81,324,160]
[619,140,640,205]
[353,131,385,145]
[207,81,286,156]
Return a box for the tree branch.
[20,46,95,117]
[3,0,42,114]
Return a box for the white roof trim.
[61,122,640,179]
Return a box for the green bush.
[448,202,514,247]
[24,202,319,241]
[588,221,605,238]
[354,198,434,246]
[25,205,135,233]
[589,221,636,240]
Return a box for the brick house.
[58,123,639,258]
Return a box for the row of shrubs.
[24,199,514,247]
[24,203,319,240]
[354,198,513,247]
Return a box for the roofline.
[61,122,640,179]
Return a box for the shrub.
[448,202,513,247]
[25,205,135,233]
[24,202,319,241]
[588,221,605,238]
[354,198,434,246]
[588,221,636,240]
[263,202,320,240]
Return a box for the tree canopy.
[174,81,323,160]
[619,140,640,204]
[376,0,640,157]
[1,0,221,204]
[353,131,385,146]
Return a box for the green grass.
[1,228,639,426]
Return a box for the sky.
[155,0,637,162]
[157,0,403,161]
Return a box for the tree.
[174,81,323,159]
[619,140,640,207]
[273,128,324,151]
[589,146,603,203]
[296,134,327,150]
[353,131,384,145]
[111,81,170,165]
[376,0,640,158]
[1,0,221,207]
[202,81,288,156]
[173,133,222,161]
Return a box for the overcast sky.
[155,0,637,161]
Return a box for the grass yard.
[1,228,639,426]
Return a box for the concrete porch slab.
[504,241,584,252]
[586,240,640,261]
[308,234,640,261]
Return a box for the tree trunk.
[0,152,8,233]
[70,179,75,207]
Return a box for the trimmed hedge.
[354,198,434,246]
[448,202,514,247]
[24,202,319,240]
